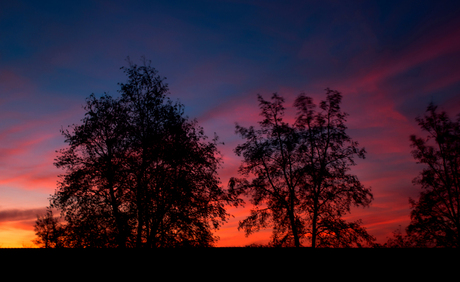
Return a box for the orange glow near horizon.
[0,222,38,248]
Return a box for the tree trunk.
[311,199,319,248]
[288,208,300,247]
[136,185,144,248]
[106,148,127,248]
[288,188,300,247]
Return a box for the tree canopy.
[406,103,460,247]
[229,89,374,247]
[35,59,241,248]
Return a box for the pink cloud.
[352,25,460,90]
[0,105,85,194]
[0,207,47,223]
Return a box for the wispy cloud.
[0,207,47,223]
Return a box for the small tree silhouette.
[33,208,65,248]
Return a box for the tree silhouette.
[377,226,415,248]
[406,103,460,247]
[33,208,65,248]
[36,58,241,248]
[229,89,374,247]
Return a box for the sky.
[0,0,460,248]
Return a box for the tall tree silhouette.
[38,58,240,248]
[407,103,460,247]
[229,89,374,247]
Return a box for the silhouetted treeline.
[34,58,459,248]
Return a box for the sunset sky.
[1,0,460,247]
